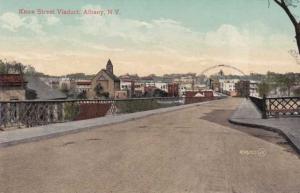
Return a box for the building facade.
[88,59,120,99]
[0,74,26,101]
[168,83,179,97]
[219,78,240,96]
[235,80,250,97]
[249,80,260,97]
[75,80,92,94]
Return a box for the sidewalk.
[229,99,300,154]
[0,100,214,148]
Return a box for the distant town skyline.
[0,0,300,76]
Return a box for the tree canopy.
[0,59,48,76]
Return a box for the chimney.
[106,59,113,74]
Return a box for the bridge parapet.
[0,96,223,129]
[249,96,300,118]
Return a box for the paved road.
[0,98,299,193]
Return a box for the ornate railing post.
[262,95,267,119]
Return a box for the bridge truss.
[200,64,246,76]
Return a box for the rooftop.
[26,76,67,100]
[102,69,120,82]
[76,81,92,86]
[0,74,26,87]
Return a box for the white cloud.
[79,5,290,61]
[25,16,44,35]
[79,9,202,56]
[46,15,60,25]
[0,12,24,32]
[0,12,44,34]
[205,24,247,48]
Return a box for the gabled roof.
[26,76,67,100]
[0,74,26,87]
[101,69,120,82]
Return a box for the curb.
[228,116,300,155]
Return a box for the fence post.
[262,95,267,119]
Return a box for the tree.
[275,73,296,96]
[94,83,103,97]
[24,65,36,75]
[153,89,168,97]
[101,92,110,98]
[148,74,157,78]
[0,59,47,76]
[0,60,5,73]
[77,90,87,99]
[94,83,110,99]
[0,60,24,74]
[258,81,271,97]
[293,86,300,96]
[25,89,37,100]
[272,0,300,54]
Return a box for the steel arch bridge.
[200,64,246,76]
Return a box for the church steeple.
[106,59,113,74]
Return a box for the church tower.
[106,59,113,74]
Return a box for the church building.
[89,59,120,99]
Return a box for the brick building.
[0,74,27,101]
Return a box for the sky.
[0,0,299,76]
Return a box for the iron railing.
[0,97,221,129]
[249,96,300,118]
[266,96,300,117]
[0,99,114,128]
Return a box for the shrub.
[64,102,80,120]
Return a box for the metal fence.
[0,99,114,128]
[1,97,217,129]
[249,96,300,118]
